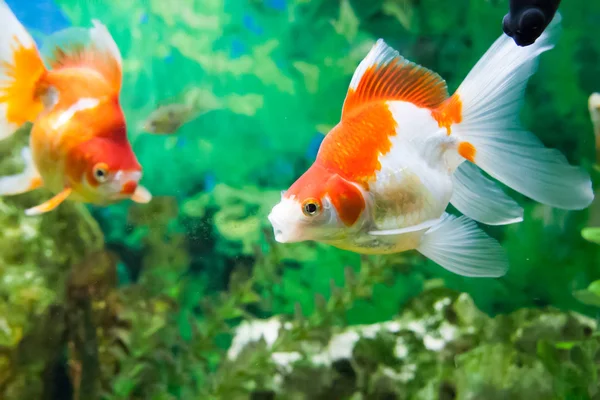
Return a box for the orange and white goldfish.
[268,15,594,278]
[0,1,151,216]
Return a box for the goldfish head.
[69,136,151,205]
[268,164,367,243]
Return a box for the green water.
[1,0,600,399]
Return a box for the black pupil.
[305,203,317,214]
[96,169,105,177]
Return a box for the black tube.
[502,0,562,46]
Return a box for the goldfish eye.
[302,199,321,217]
[92,163,109,183]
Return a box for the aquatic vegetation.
[573,279,600,308]
[182,183,280,256]
[0,125,106,398]
[226,285,600,399]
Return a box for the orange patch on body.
[318,102,397,186]
[43,67,115,108]
[432,93,463,135]
[0,36,46,125]
[458,141,476,162]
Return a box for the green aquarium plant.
[573,279,600,308]
[0,125,107,399]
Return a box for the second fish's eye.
[302,199,320,216]
[93,163,109,183]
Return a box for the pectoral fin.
[25,187,72,216]
[368,218,443,236]
[131,185,152,204]
[0,147,43,196]
[416,213,508,277]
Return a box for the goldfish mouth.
[110,171,151,204]
[268,210,303,243]
[268,212,290,243]
[120,180,138,195]
[268,198,307,243]
[113,170,141,195]
[273,229,286,243]
[267,213,283,242]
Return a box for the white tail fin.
[0,0,47,140]
[441,14,593,212]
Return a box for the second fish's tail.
[0,0,48,140]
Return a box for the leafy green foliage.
[583,228,600,245]
[0,127,105,399]
[573,280,600,308]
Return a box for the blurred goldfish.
[268,15,593,278]
[0,1,151,215]
[141,103,200,134]
[141,87,225,135]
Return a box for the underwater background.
[2,0,600,399]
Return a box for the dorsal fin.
[44,20,122,93]
[342,39,448,119]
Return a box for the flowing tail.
[438,14,593,225]
[0,0,47,140]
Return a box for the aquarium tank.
[0,0,599,399]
